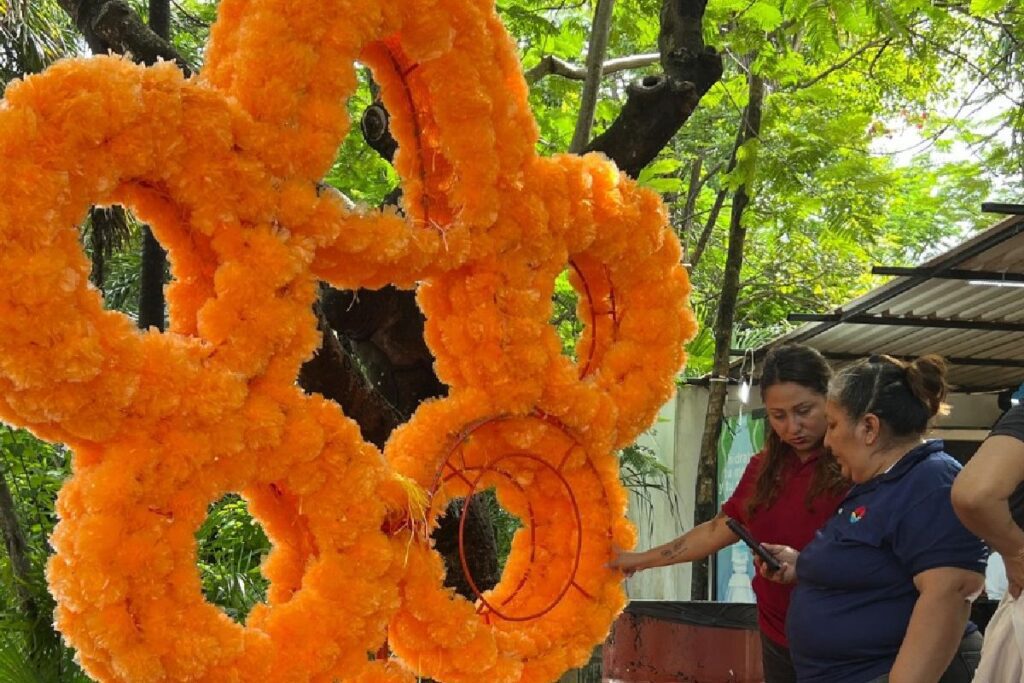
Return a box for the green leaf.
[641,158,682,177]
[645,177,686,193]
[746,1,784,30]
[637,157,684,192]
[968,0,1007,16]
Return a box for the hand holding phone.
[726,518,782,573]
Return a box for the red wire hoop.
[568,258,619,379]
[424,410,607,622]
[455,452,583,622]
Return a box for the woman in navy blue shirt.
[757,355,988,683]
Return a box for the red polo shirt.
[721,447,846,647]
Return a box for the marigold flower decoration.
[0,0,695,680]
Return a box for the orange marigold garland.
[0,0,696,681]
[0,58,411,682]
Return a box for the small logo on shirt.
[849,506,867,523]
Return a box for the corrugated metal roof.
[738,212,1024,392]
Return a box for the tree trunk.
[584,0,722,177]
[690,69,764,599]
[137,228,166,331]
[0,464,39,629]
[88,207,107,291]
[569,0,616,153]
[148,0,170,39]
[297,300,407,449]
[56,0,190,73]
[433,498,500,600]
[319,286,446,418]
[136,0,171,332]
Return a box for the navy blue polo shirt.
[787,440,988,683]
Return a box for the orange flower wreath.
[0,0,696,681]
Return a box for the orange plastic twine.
[0,0,696,680]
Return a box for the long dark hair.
[746,344,848,517]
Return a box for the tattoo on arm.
[660,539,687,560]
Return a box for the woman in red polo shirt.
[608,343,848,683]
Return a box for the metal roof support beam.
[982,202,1024,215]
[787,313,1024,333]
[782,216,1024,345]
[872,267,1024,283]
[815,350,1024,369]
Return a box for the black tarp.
[624,601,757,631]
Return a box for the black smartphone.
[726,518,782,573]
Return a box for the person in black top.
[952,403,1024,596]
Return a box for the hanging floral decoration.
[0,0,695,681]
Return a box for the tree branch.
[690,120,744,271]
[689,187,726,271]
[907,25,1024,107]
[783,37,890,91]
[679,156,725,254]
[584,0,723,177]
[525,52,661,85]
[56,0,191,74]
[679,156,702,257]
[297,300,407,449]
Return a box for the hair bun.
[905,355,949,417]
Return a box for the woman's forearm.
[889,588,971,683]
[639,513,738,569]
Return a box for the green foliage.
[166,0,217,66]
[550,269,582,360]
[0,645,42,683]
[0,428,67,568]
[322,73,401,205]
[80,211,147,319]
[100,239,144,319]
[124,0,215,68]
[619,435,685,537]
[0,426,274,661]
[619,441,670,483]
[0,427,85,680]
[479,489,522,573]
[0,0,79,86]
[683,303,782,378]
[195,495,270,624]
[668,0,1017,333]
[637,158,686,193]
[0,641,91,683]
[745,2,784,32]
[969,0,1010,17]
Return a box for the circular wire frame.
[454,452,583,622]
